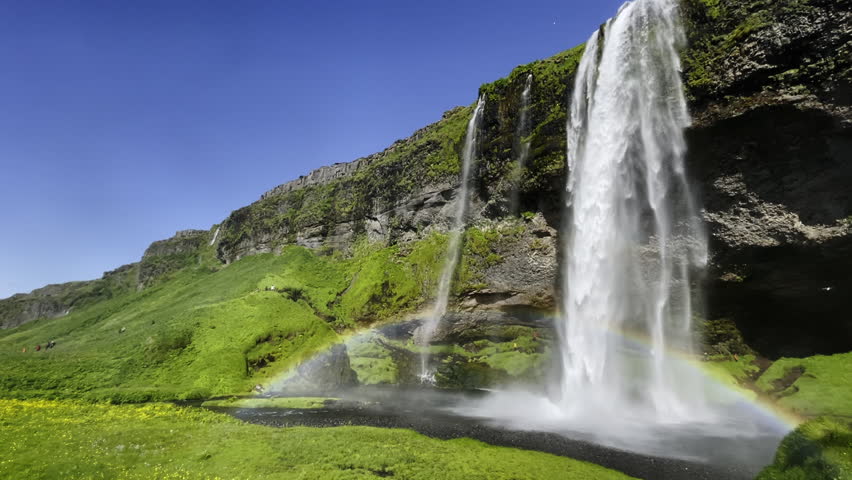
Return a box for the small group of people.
[23,340,57,353]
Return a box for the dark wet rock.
[345,313,555,390]
[274,344,358,393]
[690,102,852,358]
[426,310,553,345]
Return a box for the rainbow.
[264,313,801,431]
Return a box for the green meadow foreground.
[0,399,636,480]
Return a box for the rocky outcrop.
[142,230,209,259]
[690,102,852,358]
[677,0,852,358]
[682,0,852,111]
[0,263,139,329]
[259,108,467,202]
[137,230,210,288]
[278,312,556,392]
[215,106,472,263]
[0,284,80,329]
[270,344,358,394]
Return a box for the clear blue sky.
[0,0,624,299]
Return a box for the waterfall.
[509,74,534,215]
[209,227,221,246]
[559,0,708,420]
[418,97,486,381]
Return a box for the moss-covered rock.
[682,0,852,109]
[757,417,852,480]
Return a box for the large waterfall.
[560,0,708,420]
[418,97,486,380]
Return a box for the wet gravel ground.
[205,396,771,480]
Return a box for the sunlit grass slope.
[749,353,852,479]
[0,251,335,401]
[0,399,637,480]
[757,417,852,480]
[755,352,852,419]
[0,236,455,402]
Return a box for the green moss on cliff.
[348,339,401,385]
[458,222,525,292]
[217,44,586,260]
[218,106,473,257]
[329,234,448,327]
[346,328,552,390]
[477,45,585,208]
[683,0,851,105]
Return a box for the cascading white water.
[418,97,486,381]
[509,74,533,215]
[560,0,708,420]
[209,226,221,246]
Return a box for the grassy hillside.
[0,236,462,402]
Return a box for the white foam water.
[559,0,709,422]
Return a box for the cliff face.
[214,106,473,261]
[137,229,212,289]
[206,0,851,358]
[681,0,852,357]
[3,0,850,359]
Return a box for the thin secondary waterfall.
[209,227,220,246]
[509,74,533,215]
[560,0,708,420]
[418,97,486,381]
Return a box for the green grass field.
[0,399,636,480]
[755,352,852,419]
[0,250,342,402]
[757,417,852,480]
[0,239,453,402]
